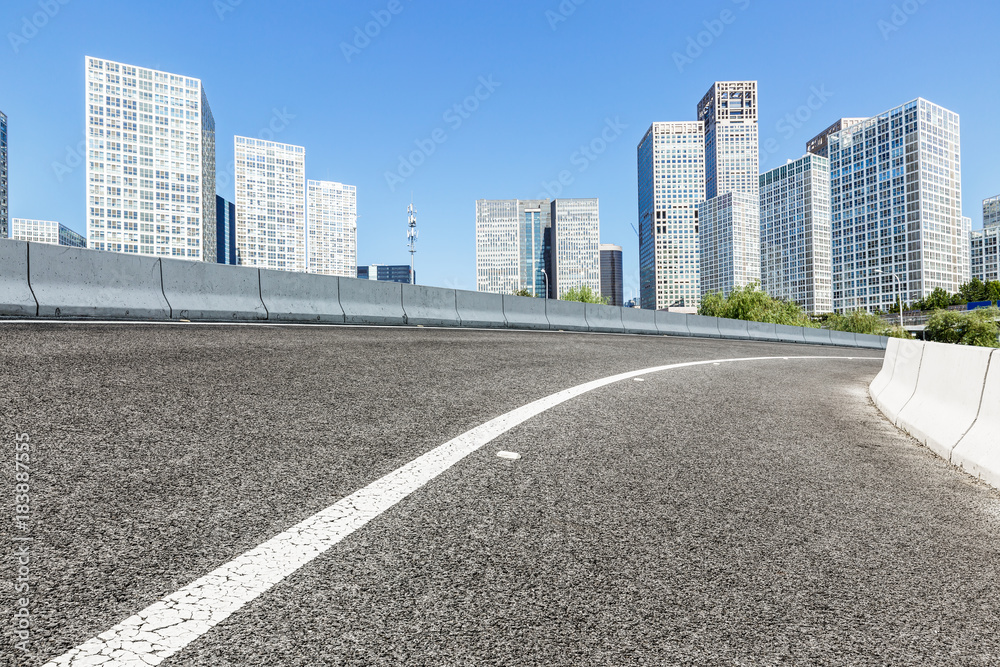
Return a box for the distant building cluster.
[10,218,86,247]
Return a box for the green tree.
[698,282,816,327]
[512,288,536,298]
[985,281,1000,303]
[560,285,608,304]
[959,278,987,304]
[825,310,909,339]
[925,307,1000,347]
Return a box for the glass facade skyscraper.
[307,179,357,277]
[759,154,833,314]
[599,243,623,307]
[85,57,216,261]
[1,110,7,239]
[806,118,866,158]
[972,196,1000,283]
[215,195,237,265]
[637,121,705,310]
[829,98,967,312]
[234,136,306,272]
[985,195,1000,229]
[11,219,86,247]
[476,199,551,297]
[699,192,760,298]
[551,198,600,298]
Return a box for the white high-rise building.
[985,195,1000,229]
[972,197,1000,283]
[10,218,86,247]
[806,118,867,158]
[307,180,356,277]
[759,154,833,314]
[551,198,600,298]
[476,199,551,297]
[830,99,967,312]
[85,57,215,261]
[697,81,760,298]
[1,110,7,239]
[637,121,705,310]
[234,137,306,272]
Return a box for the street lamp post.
[541,268,549,299]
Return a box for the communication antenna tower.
[407,199,418,285]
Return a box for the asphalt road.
[1,323,998,666]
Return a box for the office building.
[551,198,600,298]
[971,226,999,283]
[11,218,86,247]
[85,57,216,261]
[215,195,237,265]
[697,81,760,298]
[307,180,357,277]
[234,136,306,272]
[759,154,833,314]
[357,264,414,284]
[599,243,623,306]
[806,118,866,158]
[476,199,552,297]
[985,195,1000,229]
[830,98,967,312]
[637,121,705,310]
[1,110,7,239]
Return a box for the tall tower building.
[637,122,705,310]
[1,110,7,239]
[971,197,999,283]
[215,195,237,265]
[806,118,867,158]
[307,179,357,277]
[551,198,600,298]
[830,99,966,312]
[759,154,833,314]
[599,243,623,307]
[985,195,1000,229]
[696,81,760,298]
[476,199,551,297]
[85,57,216,260]
[234,136,306,272]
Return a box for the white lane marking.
[633,378,645,382]
[496,451,522,460]
[44,355,878,667]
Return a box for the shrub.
[925,307,1000,347]
[561,285,608,304]
[698,282,816,327]
[824,310,909,339]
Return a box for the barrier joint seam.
[158,259,173,319]
[24,242,40,317]
[950,347,996,461]
[894,344,926,427]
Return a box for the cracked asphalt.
[1,323,999,666]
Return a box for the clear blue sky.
[1,0,997,297]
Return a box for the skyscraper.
[234,136,306,272]
[759,154,833,314]
[1,110,7,239]
[806,118,867,158]
[551,198,600,298]
[697,81,760,299]
[215,195,237,265]
[637,121,705,310]
[307,179,357,277]
[10,219,86,247]
[985,195,1000,229]
[971,196,999,283]
[476,199,551,297]
[599,243,623,306]
[85,57,216,261]
[829,99,967,312]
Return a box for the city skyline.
[1,1,996,294]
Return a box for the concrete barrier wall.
[717,317,750,340]
[872,340,1000,492]
[746,321,778,342]
[686,314,721,338]
[622,307,658,335]
[802,328,832,346]
[544,299,588,332]
[0,240,37,316]
[585,303,625,333]
[655,311,690,337]
[402,284,460,327]
[259,270,345,324]
[29,243,170,319]
[829,330,858,348]
[340,277,406,325]
[774,324,806,344]
[161,258,267,321]
[455,290,506,328]
[503,295,549,330]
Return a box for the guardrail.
[0,240,887,349]
[870,338,999,489]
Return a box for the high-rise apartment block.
[85,57,216,261]
[759,154,833,314]
[697,81,760,299]
[551,198,600,298]
[806,118,866,158]
[599,244,623,307]
[1,110,7,239]
[972,196,1000,283]
[637,122,705,310]
[10,218,86,247]
[829,99,967,312]
[215,195,237,265]
[234,136,306,272]
[985,195,1000,229]
[307,180,357,277]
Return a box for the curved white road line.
[44,355,877,666]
